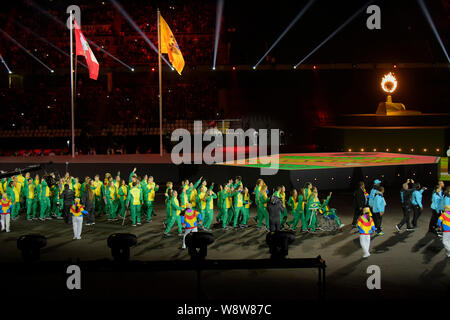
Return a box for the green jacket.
[205,192,217,210]
[118,185,128,200]
[165,187,172,206]
[105,185,119,201]
[169,197,182,216]
[233,191,244,208]
[126,186,143,206]
[38,180,49,200]
[257,193,269,207]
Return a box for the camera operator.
[61,184,74,224]
[267,187,284,232]
[396,179,415,231]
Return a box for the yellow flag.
[159,14,185,75]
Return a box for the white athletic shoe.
[339,224,345,229]
[395,225,401,232]
[363,254,370,258]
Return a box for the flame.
[381,72,397,93]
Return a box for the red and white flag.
[74,21,99,80]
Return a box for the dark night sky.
[3,0,449,65]
[223,0,449,64]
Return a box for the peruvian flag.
[74,21,99,80]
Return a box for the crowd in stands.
[0,1,227,155]
[0,73,219,131]
[0,0,223,71]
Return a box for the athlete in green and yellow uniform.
[17,173,26,210]
[232,176,243,191]
[144,176,159,222]
[7,180,20,219]
[164,190,183,236]
[302,182,313,212]
[72,177,82,198]
[164,182,173,225]
[196,185,208,224]
[232,186,245,228]
[253,179,265,223]
[221,186,233,229]
[180,184,190,210]
[92,175,103,216]
[38,179,51,220]
[190,177,202,209]
[216,185,224,223]
[287,189,304,231]
[203,189,217,230]
[23,178,37,220]
[126,182,143,226]
[305,188,321,232]
[242,187,251,227]
[117,180,128,218]
[105,181,119,220]
[257,185,270,230]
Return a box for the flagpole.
[157,9,163,157]
[70,11,75,158]
[74,54,77,97]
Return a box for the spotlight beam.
[28,0,134,71]
[86,39,134,70]
[109,0,172,68]
[294,0,373,68]
[416,0,450,63]
[254,0,316,69]
[0,54,12,74]
[0,28,54,72]
[212,0,224,70]
[11,19,88,69]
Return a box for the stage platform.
[216,152,440,189]
[219,152,439,170]
[441,157,449,181]
[0,152,440,190]
[336,113,450,126]
[317,126,449,156]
